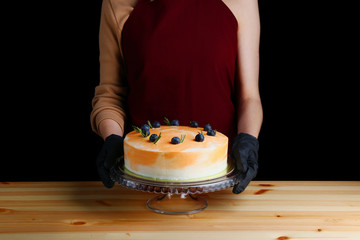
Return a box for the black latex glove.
[96,134,124,188]
[230,133,259,194]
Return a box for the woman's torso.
[121,0,239,140]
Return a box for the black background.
[1,1,358,181]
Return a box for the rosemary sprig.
[132,125,141,133]
[147,120,153,129]
[132,125,149,137]
[154,132,162,144]
[164,117,171,126]
[180,134,186,143]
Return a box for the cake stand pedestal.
[110,158,242,215]
[146,193,208,214]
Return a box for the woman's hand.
[230,133,259,194]
[96,134,124,188]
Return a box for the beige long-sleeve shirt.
[90,0,137,136]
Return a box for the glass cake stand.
[110,157,242,215]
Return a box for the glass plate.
[110,157,242,214]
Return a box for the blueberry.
[207,130,216,136]
[140,124,150,136]
[203,124,212,131]
[170,119,180,126]
[142,129,150,137]
[195,133,204,142]
[152,121,161,128]
[149,134,158,142]
[141,124,150,131]
[190,121,199,128]
[171,137,181,144]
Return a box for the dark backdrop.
[2,1,357,181]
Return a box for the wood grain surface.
[0,181,359,240]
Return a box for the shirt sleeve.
[90,0,130,136]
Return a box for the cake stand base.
[146,193,208,215]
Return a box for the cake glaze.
[124,126,228,181]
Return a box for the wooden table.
[0,181,359,240]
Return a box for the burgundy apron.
[122,0,238,143]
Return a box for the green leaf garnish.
[180,134,186,143]
[133,125,149,137]
[147,120,153,129]
[154,132,162,144]
[164,117,171,126]
[133,125,141,133]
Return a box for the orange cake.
[123,125,228,181]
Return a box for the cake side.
[124,126,228,181]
